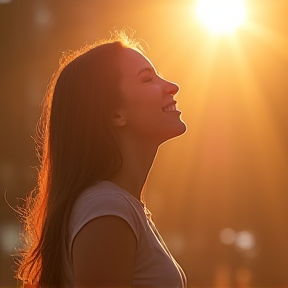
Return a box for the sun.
[195,0,247,34]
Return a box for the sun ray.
[244,20,288,60]
[229,36,288,220]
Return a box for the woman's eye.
[143,77,153,83]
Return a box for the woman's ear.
[111,111,126,127]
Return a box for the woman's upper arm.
[72,215,137,288]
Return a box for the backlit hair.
[16,30,144,288]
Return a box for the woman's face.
[116,48,186,144]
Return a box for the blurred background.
[0,0,288,287]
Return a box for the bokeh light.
[0,0,12,4]
[0,223,20,254]
[219,228,236,245]
[235,231,256,250]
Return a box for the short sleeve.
[68,191,141,258]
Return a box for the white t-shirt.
[63,180,187,288]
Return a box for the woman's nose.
[164,80,179,96]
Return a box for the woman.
[17,31,187,288]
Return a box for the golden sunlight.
[195,0,247,34]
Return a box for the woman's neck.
[107,137,158,200]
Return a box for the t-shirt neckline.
[101,180,146,208]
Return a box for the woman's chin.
[174,121,187,137]
[160,121,187,144]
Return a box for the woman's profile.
[16,30,187,288]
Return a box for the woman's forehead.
[120,48,154,76]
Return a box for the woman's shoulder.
[69,181,147,246]
[64,181,146,285]
[73,180,143,213]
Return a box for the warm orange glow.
[246,21,288,60]
[195,0,247,34]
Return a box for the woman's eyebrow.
[137,67,156,76]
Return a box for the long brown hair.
[16,31,143,287]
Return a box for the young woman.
[17,32,187,288]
